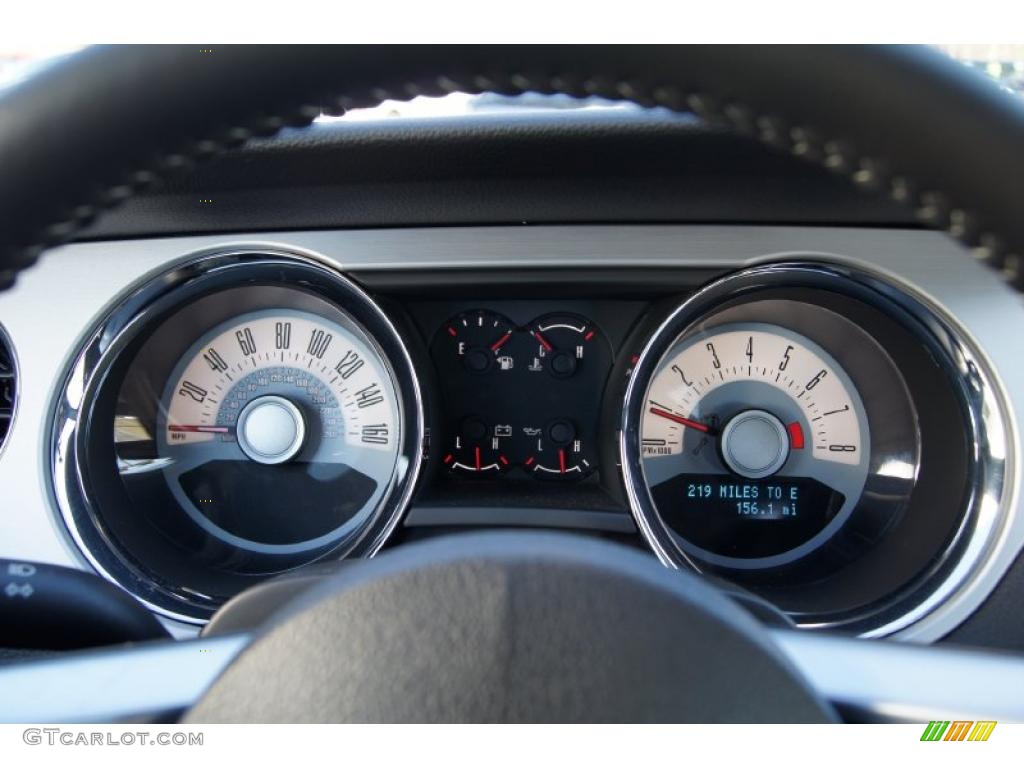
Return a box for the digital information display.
[683,476,816,520]
[650,473,846,561]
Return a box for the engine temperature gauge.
[526,314,598,378]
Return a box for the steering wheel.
[2,45,1024,723]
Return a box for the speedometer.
[640,323,869,568]
[53,251,423,622]
[158,308,401,555]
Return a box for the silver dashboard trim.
[0,634,250,723]
[1,629,1021,723]
[0,225,1018,641]
[769,629,1024,723]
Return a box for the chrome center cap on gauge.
[237,395,306,465]
[720,409,790,479]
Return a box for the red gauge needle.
[168,424,232,434]
[558,448,567,474]
[490,331,513,352]
[532,330,554,352]
[474,445,482,471]
[648,407,714,434]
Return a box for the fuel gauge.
[440,310,517,374]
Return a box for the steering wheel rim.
[1,45,1024,293]
[185,531,836,723]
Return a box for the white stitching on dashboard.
[23,73,1021,292]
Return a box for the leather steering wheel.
[2,45,1024,723]
[1,45,1023,292]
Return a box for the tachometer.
[619,263,989,634]
[640,323,869,568]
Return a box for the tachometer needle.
[648,407,713,434]
[168,424,233,434]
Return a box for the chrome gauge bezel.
[50,248,424,624]
[620,261,1010,637]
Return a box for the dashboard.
[0,223,1019,647]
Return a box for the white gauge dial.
[643,327,863,466]
[639,322,870,569]
[158,308,401,554]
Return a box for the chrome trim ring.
[49,248,425,624]
[620,261,1013,638]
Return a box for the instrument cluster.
[49,248,1004,637]
[430,310,611,479]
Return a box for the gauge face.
[527,314,597,379]
[640,322,870,569]
[432,310,610,479]
[158,308,401,554]
[55,254,423,621]
[437,311,517,474]
[619,268,1004,636]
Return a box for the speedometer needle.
[648,407,714,434]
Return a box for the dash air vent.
[0,327,16,450]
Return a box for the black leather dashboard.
[78,112,917,240]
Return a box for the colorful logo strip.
[920,721,997,742]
